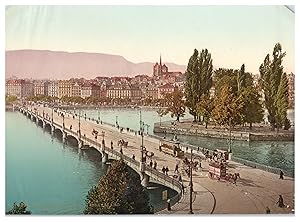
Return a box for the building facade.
[6,79,34,98]
[33,81,49,96]
[158,83,175,99]
[48,81,59,98]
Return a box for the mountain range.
[5,50,187,80]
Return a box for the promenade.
[22,104,294,214]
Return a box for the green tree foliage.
[237,64,246,94]
[6,202,31,215]
[259,43,290,130]
[84,160,151,214]
[275,73,290,130]
[5,95,18,104]
[163,88,185,122]
[240,86,264,129]
[185,48,213,121]
[196,94,213,128]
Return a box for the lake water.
[81,108,294,176]
[5,111,176,215]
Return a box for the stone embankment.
[154,120,294,142]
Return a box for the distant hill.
[5,50,187,80]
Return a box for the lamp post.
[101,131,105,144]
[78,109,81,136]
[140,121,145,162]
[182,149,202,214]
[51,104,54,124]
[62,114,65,128]
[97,106,100,123]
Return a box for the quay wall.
[153,124,294,142]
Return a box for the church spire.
[159,54,162,66]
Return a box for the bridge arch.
[37,119,44,127]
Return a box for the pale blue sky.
[5,5,294,74]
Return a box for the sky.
[5,5,295,74]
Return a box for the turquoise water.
[5,111,176,215]
[81,108,294,176]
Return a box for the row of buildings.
[5,79,179,101]
[6,56,185,101]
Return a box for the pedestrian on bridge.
[120,147,123,155]
[165,166,169,175]
[162,166,166,174]
[150,160,153,168]
[132,154,135,160]
[153,161,157,170]
[111,141,113,149]
[174,164,179,173]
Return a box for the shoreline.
[153,120,294,142]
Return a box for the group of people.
[162,166,169,175]
[148,159,157,170]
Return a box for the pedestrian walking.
[132,154,135,160]
[266,206,271,214]
[280,170,284,180]
[178,175,182,182]
[150,160,153,168]
[181,183,185,194]
[120,147,123,155]
[153,161,157,170]
[111,141,113,149]
[162,166,166,174]
[165,166,169,175]
[174,164,179,173]
[277,195,284,208]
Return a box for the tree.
[237,64,246,94]
[185,48,213,121]
[240,86,264,129]
[275,73,290,131]
[212,86,244,152]
[259,43,289,130]
[6,202,31,214]
[196,94,213,128]
[84,160,151,214]
[163,89,185,122]
[5,95,18,104]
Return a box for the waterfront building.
[107,84,131,99]
[33,80,49,96]
[58,80,73,98]
[48,81,59,98]
[81,83,101,98]
[145,85,158,99]
[5,79,34,98]
[158,83,176,99]
[71,82,81,97]
[107,84,142,100]
[287,72,295,108]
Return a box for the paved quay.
[27,105,294,214]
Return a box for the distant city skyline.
[6,5,294,74]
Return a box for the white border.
[1,1,298,222]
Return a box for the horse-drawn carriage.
[159,140,184,158]
[208,162,226,179]
[208,161,240,183]
[118,139,128,148]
